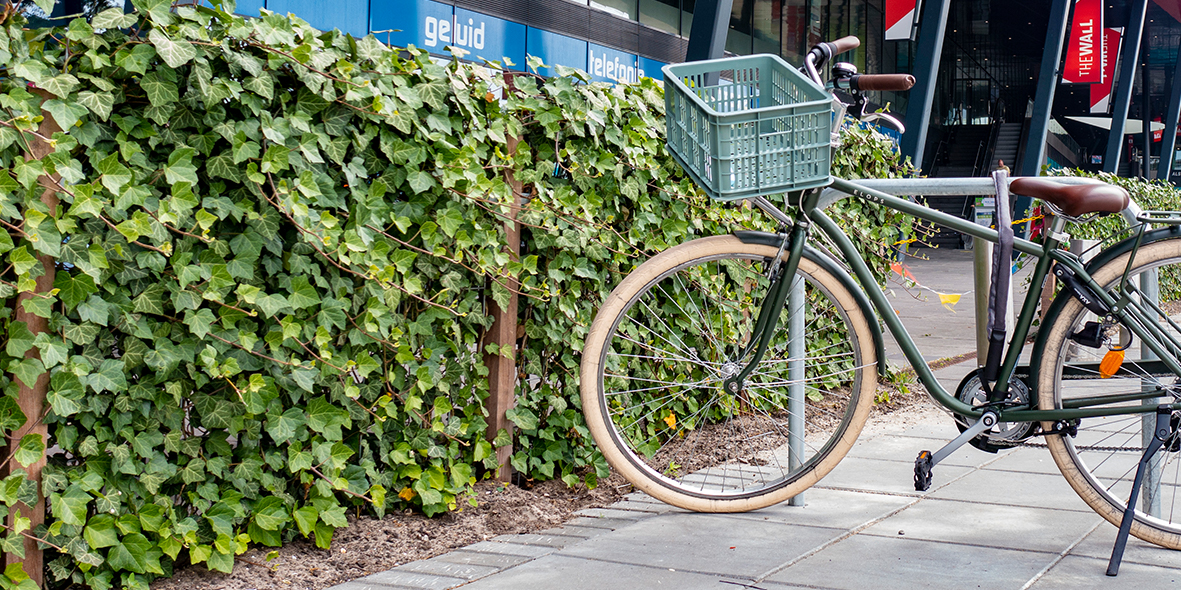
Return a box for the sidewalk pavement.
[329,249,1181,590]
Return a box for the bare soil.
[150,383,927,590]
[150,475,630,590]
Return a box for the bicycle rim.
[1040,237,1181,547]
[581,236,876,512]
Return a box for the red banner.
[1090,28,1122,113]
[885,0,918,41]
[1063,0,1103,83]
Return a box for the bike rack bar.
[815,175,1144,376]
[1141,269,1164,518]
[788,277,806,506]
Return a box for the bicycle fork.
[721,219,811,395]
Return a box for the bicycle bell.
[832,62,858,80]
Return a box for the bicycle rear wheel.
[580,235,877,512]
[1037,237,1181,548]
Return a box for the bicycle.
[578,36,1181,572]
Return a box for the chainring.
[953,369,1035,453]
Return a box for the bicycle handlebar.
[839,73,916,92]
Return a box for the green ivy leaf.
[83,514,119,549]
[91,7,139,29]
[147,29,196,68]
[76,91,114,121]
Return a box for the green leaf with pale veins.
[54,271,98,309]
[288,276,321,310]
[91,7,138,29]
[9,358,44,389]
[42,99,88,130]
[77,91,114,121]
[52,485,90,526]
[265,407,306,445]
[96,153,131,194]
[89,359,127,394]
[6,321,35,357]
[148,29,196,68]
[141,71,178,107]
[83,514,119,549]
[14,434,45,468]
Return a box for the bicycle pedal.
[914,450,933,491]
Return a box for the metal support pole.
[1142,49,1152,179]
[787,277,806,507]
[1141,270,1163,518]
[1103,0,1150,174]
[1158,46,1181,181]
[685,0,734,62]
[899,0,951,170]
[1018,0,1072,179]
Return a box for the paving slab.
[814,454,972,496]
[1029,554,1181,588]
[927,467,1095,511]
[456,540,557,558]
[848,432,998,467]
[1068,523,1181,569]
[767,534,1055,590]
[737,487,917,530]
[979,445,1064,475]
[394,558,501,581]
[357,569,466,590]
[489,532,587,549]
[560,511,843,577]
[858,497,1103,552]
[431,550,535,569]
[456,554,742,590]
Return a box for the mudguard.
[1029,224,1181,394]
[733,230,888,378]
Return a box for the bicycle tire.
[1037,236,1181,548]
[580,235,877,512]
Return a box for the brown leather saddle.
[1009,178,1130,218]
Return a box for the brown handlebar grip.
[853,74,916,91]
[830,36,861,54]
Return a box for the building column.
[899,0,951,170]
[1157,47,1181,181]
[1018,0,1072,178]
[685,0,735,62]
[1103,0,1150,174]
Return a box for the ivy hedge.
[0,1,915,588]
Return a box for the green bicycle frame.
[749,177,1181,424]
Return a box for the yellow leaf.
[398,486,416,501]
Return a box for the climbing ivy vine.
[0,1,915,587]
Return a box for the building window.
[640,0,680,35]
[591,0,638,20]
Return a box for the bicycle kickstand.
[914,411,998,491]
[1107,405,1174,576]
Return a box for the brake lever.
[861,111,906,134]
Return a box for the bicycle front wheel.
[580,235,877,512]
[1037,237,1181,548]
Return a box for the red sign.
[885,0,918,41]
[1090,28,1122,113]
[1154,117,1163,142]
[1063,0,1103,83]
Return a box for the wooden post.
[3,89,60,586]
[482,127,523,483]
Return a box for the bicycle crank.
[915,410,998,492]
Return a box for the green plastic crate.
[663,54,833,201]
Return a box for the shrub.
[0,2,914,587]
